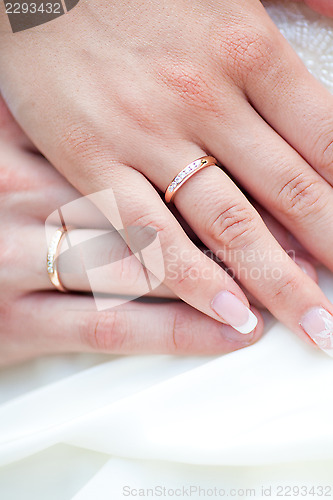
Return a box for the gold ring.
[47,226,71,292]
[165,155,218,203]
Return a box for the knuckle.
[167,309,195,353]
[127,212,169,252]
[110,239,134,279]
[315,133,333,174]
[172,260,203,295]
[118,213,167,285]
[58,123,102,168]
[128,212,168,235]
[209,204,259,250]
[156,62,217,113]
[117,249,145,290]
[222,27,280,81]
[81,310,128,352]
[275,173,322,218]
[269,275,299,304]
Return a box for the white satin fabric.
[2,2,333,499]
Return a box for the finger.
[0,143,82,223]
[27,211,317,299]
[241,13,333,186]
[234,256,318,310]
[142,141,333,350]
[50,160,260,334]
[252,203,318,267]
[7,224,174,298]
[1,292,263,365]
[293,257,317,282]
[204,203,319,286]
[201,98,333,276]
[198,199,320,302]
[217,256,317,310]
[19,217,317,303]
[20,219,316,308]
[13,168,260,335]
[55,226,177,299]
[0,93,38,152]
[253,204,318,281]
[226,205,319,303]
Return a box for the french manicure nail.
[300,307,333,357]
[211,290,258,334]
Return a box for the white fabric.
[2,2,333,498]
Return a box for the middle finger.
[141,139,333,352]
[202,96,333,274]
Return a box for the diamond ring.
[164,156,218,203]
[47,225,72,292]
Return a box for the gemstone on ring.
[164,156,218,203]
[46,226,72,292]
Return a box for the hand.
[1,95,319,366]
[0,97,267,367]
[1,0,333,354]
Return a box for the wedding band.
[165,155,218,203]
[47,226,71,292]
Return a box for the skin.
[0,0,332,352]
[0,97,264,367]
[0,96,317,366]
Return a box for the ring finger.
[136,137,333,354]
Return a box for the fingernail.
[294,257,309,275]
[294,257,318,283]
[300,307,333,357]
[288,234,304,253]
[211,291,258,334]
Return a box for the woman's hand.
[0,98,268,367]
[1,0,333,353]
[1,95,321,366]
